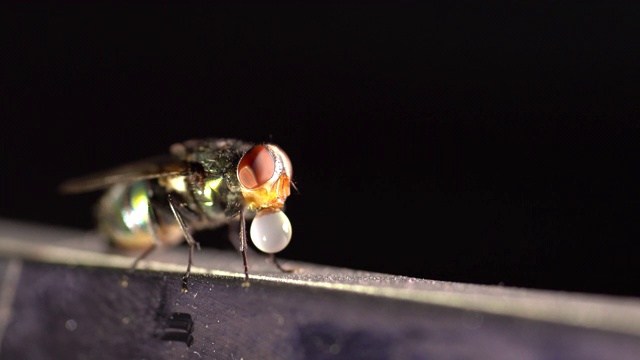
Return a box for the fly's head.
[238,144,294,254]
[237,144,293,211]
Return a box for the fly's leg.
[232,214,296,277]
[227,218,260,256]
[130,234,160,271]
[167,194,200,293]
[227,218,242,252]
[268,254,296,273]
[121,237,160,288]
[122,190,161,288]
[238,209,251,286]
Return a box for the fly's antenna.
[291,180,300,195]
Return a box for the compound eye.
[238,145,275,189]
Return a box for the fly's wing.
[59,155,190,194]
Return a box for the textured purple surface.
[1,219,640,359]
[1,260,639,360]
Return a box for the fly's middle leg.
[167,193,200,292]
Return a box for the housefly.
[59,138,295,291]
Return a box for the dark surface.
[1,3,640,298]
[2,218,640,360]
[2,260,640,360]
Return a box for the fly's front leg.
[167,193,200,292]
[268,254,296,273]
[227,218,242,252]
[239,209,251,286]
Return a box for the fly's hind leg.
[167,194,200,293]
[129,237,160,271]
[121,198,162,288]
[121,230,160,288]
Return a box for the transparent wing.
[59,155,190,194]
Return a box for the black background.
[2,3,639,298]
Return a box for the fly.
[59,138,295,291]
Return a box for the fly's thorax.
[175,138,253,173]
[176,139,252,221]
[96,181,182,249]
[188,168,246,223]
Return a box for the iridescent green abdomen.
[96,181,182,249]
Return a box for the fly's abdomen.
[96,181,183,249]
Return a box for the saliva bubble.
[250,209,292,253]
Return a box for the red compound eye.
[238,145,275,189]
